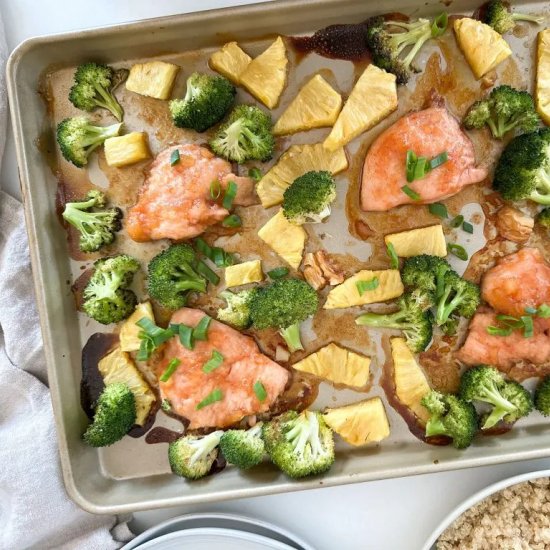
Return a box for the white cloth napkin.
[0,12,133,550]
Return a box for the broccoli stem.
[356,309,408,329]
[512,13,543,24]
[82,123,123,150]
[436,286,465,326]
[425,417,447,438]
[279,323,304,352]
[387,20,432,69]
[93,83,123,121]
[172,265,207,293]
[189,431,224,466]
[63,207,114,239]
[532,168,550,204]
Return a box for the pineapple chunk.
[273,74,342,135]
[104,132,151,167]
[126,61,179,100]
[324,397,390,446]
[384,225,447,258]
[324,65,397,151]
[292,343,371,388]
[240,36,288,109]
[324,269,403,309]
[258,210,306,269]
[98,347,156,426]
[390,337,431,424]
[209,41,252,84]
[453,18,512,79]
[120,302,155,352]
[257,143,348,208]
[536,29,550,125]
[225,259,263,287]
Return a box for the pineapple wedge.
[536,29,550,125]
[384,225,447,258]
[453,18,512,79]
[324,65,397,151]
[273,74,342,135]
[98,347,156,425]
[258,210,306,269]
[390,337,431,424]
[240,36,288,109]
[225,259,263,287]
[120,302,155,352]
[324,269,403,309]
[209,41,252,84]
[104,132,151,167]
[126,61,179,100]
[292,343,371,388]
[257,143,348,208]
[324,397,390,446]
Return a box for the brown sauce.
[145,426,182,444]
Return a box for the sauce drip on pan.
[145,426,182,444]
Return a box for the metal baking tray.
[6,0,550,514]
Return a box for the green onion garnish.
[253,380,267,402]
[487,313,536,338]
[136,318,176,360]
[429,151,448,169]
[356,277,379,296]
[448,243,468,261]
[413,157,429,181]
[486,325,514,337]
[405,150,418,182]
[521,315,534,338]
[248,167,262,182]
[405,149,448,182]
[431,12,448,37]
[195,237,213,257]
[222,214,242,228]
[450,215,464,228]
[210,179,222,200]
[196,388,223,409]
[525,306,538,315]
[495,314,524,329]
[170,149,180,166]
[195,238,235,268]
[402,185,421,201]
[428,203,448,219]
[202,350,224,373]
[193,315,212,341]
[196,259,220,285]
[538,304,550,318]
[386,242,399,269]
[267,267,289,280]
[222,180,238,210]
[462,221,474,234]
[160,358,181,382]
[177,324,194,350]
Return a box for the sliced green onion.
[195,237,213,257]
[431,12,448,37]
[537,304,550,318]
[202,350,224,373]
[462,221,474,234]
[196,388,223,409]
[448,243,468,261]
[248,167,262,182]
[413,157,430,181]
[405,150,417,182]
[525,306,538,315]
[356,277,379,296]
[210,179,222,200]
[522,315,534,338]
[450,215,464,228]
[160,358,181,382]
[401,185,421,201]
[486,325,514,337]
[222,214,242,228]
[193,315,212,341]
[267,267,289,280]
[495,314,524,329]
[429,151,448,169]
[253,380,267,402]
[386,242,399,269]
[428,202,448,219]
[196,259,220,285]
[222,180,238,210]
[195,238,235,268]
[136,318,176,360]
[177,324,194,350]
[137,339,154,362]
[170,149,180,166]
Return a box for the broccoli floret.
[463,85,539,139]
[435,271,480,327]
[62,190,122,252]
[421,390,478,449]
[169,72,235,132]
[262,410,335,478]
[355,292,433,352]
[493,128,550,205]
[535,375,550,416]
[219,423,265,469]
[401,254,451,296]
[56,117,122,167]
[168,430,224,480]
[69,62,126,121]
[249,279,319,353]
[209,105,275,164]
[484,0,543,34]
[460,366,533,429]
[365,15,444,85]
[147,244,207,310]
[536,208,550,230]
[83,383,136,447]
[217,289,256,329]
[282,171,337,225]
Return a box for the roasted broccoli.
[56,116,122,167]
[168,430,224,480]
[83,255,140,324]
[217,289,256,329]
[263,411,335,478]
[355,292,433,353]
[493,128,550,204]
[421,390,478,449]
[69,62,126,121]
[435,271,480,327]
[249,279,319,353]
[536,208,550,230]
[209,105,275,164]
[463,85,539,139]
[401,254,451,297]
[484,0,543,34]
[535,375,550,416]
[219,423,265,469]
[365,15,446,84]
[169,72,235,132]
[282,171,337,225]
[62,190,122,252]
[83,383,136,447]
[460,366,533,429]
[147,244,207,310]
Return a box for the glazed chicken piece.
[481,248,550,317]
[360,107,488,211]
[158,308,289,429]
[126,144,255,242]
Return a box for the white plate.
[422,468,550,550]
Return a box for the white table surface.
[1,1,549,549]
